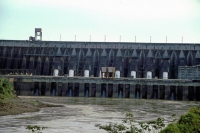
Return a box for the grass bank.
[0,78,62,116]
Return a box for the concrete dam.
[0,30,200,101]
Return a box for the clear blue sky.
[0,0,200,43]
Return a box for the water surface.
[0,96,199,133]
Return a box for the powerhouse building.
[0,29,200,100]
[0,39,200,79]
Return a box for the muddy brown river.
[0,96,199,133]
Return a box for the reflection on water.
[0,96,199,133]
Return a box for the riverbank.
[0,97,63,116]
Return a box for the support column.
[67,82,73,97]
[123,84,125,98]
[96,83,101,97]
[135,84,141,99]
[108,84,113,98]
[57,82,62,96]
[113,84,118,98]
[141,85,147,99]
[147,85,152,99]
[84,83,89,97]
[125,84,130,98]
[89,83,92,97]
[183,86,188,101]
[46,82,51,96]
[159,85,165,99]
[194,86,196,101]
[175,86,178,100]
[62,83,68,96]
[79,83,84,97]
[165,85,170,100]
[105,83,108,97]
[196,86,200,101]
[21,82,31,96]
[90,83,96,97]
[158,85,160,99]
[130,84,135,98]
[27,82,34,96]
[140,85,142,99]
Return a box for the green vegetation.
[96,112,166,133]
[0,78,16,102]
[160,107,200,133]
[96,107,200,133]
[26,125,47,133]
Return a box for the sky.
[0,0,200,43]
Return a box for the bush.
[160,107,200,133]
[96,112,165,133]
[0,78,16,102]
[160,123,180,133]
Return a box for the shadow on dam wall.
[14,81,200,101]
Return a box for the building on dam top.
[1,28,200,80]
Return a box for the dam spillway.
[0,39,200,101]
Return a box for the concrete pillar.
[50,82,57,96]
[20,82,27,95]
[165,85,170,100]
[105,84,108,97]
[159,85,165,99]
[96,83,101,97]
[57,82,62,96]
[122,84,125,98]
[158,85,160,99]
[175,86,178,100]
[67,82,73,97]
[147,85,153,99]
[141,85,147,99]
[79,83,84,97]
[90,83,96,97]
[183,86,188,101]
[196,86,200,101]
[40,82,46,96]
[130,84,135,98]
[108,84,113,98]
[194,86,196,101]
[140,85,142,99]
[89,83,92,97]
[57,82,59,96]
[125,84,130,98]
[62,83,68,96]
[113,84,118,98]
[26,82,34,96]
[39,82,41,96]
[46,83,51,96]
[83,83,89,97]
[34,82,40,96]
[135,84,141,99]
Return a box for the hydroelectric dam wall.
[0,40,200,101]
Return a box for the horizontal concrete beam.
[1,75,200,86]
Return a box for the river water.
[0,96,199,133]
